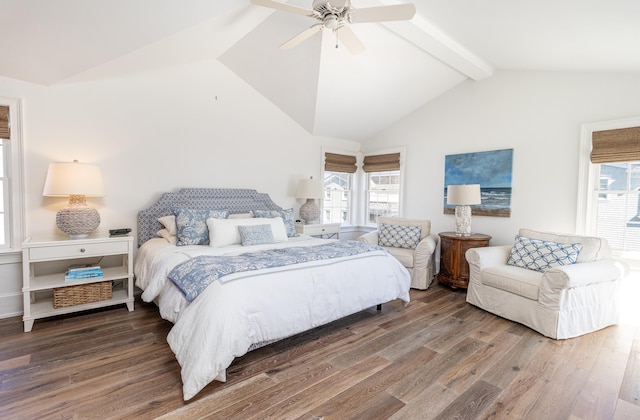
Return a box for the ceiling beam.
[382,14,493,81]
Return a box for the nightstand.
[21,234,134,332]
[437,232,491,289]
[295,223,341,239]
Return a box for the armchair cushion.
[506,235,582,272]
[481,265,542,300]
[378,223,422,249]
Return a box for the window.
[363,152,401,224]
[321,149,404,226]
[0,98,24,253]
[323,152,356,224]
[578,118,640,262]
[366,171,400,223]
[594,162,640,251]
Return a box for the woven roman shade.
[0,106,9,139]
[363,153,400,172]
[591,126,640,163]
[325,152,357,173]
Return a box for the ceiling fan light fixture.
[323,14,339,30]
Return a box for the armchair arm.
[357,230,378,245]
[414,233,438,267]
[542,259,630,291]
[465,245,511,269]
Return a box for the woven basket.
[53,281,112,309]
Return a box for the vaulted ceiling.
[1,0,639,140]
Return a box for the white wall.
[364,70,640,246]
[0,59,360,318]
[9,60,359,238]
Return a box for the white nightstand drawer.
[295,223,341,238]
[303,225,335,235]
[28,241,129,261]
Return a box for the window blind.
[591,126,640,163]
[325,152,357,173]
[362,152,400,172]
[0,106,9,139]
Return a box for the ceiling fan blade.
[250,0,313,17]
[348,3,416,23]
[280,23,324,50]
[336,26,365,55]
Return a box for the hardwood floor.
[1,282,639,419]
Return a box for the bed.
[134,188,411,400]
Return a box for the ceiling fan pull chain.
[335,28,339,49]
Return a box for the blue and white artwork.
[444,149,513,217]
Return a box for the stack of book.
[65,264,104,281]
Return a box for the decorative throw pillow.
[507,235,582,272]
[207,217,288,247]
[251,208,299,237]
[238,224,275,246]
[158,215,177,236]
[172,208,229,246]
[378,223,422,249]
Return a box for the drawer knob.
[80,248,86,253]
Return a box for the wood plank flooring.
[1,283,639,419]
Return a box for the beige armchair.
[466,228,629,339]
[358,216,439,290]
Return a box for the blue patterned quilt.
[168,241,386,301]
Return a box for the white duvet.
[134,236,411,400]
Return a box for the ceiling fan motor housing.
[314,0,349,29]
[313,0,349,15]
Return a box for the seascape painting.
[444,149,513,217]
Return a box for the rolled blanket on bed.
[168,241,387,301]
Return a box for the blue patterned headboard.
[137,188,283,247]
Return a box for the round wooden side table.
[437,232,492,289]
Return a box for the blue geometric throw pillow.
[251,208,299,237]
[173,208,229,246]
[378,223,422,249]
[507,235,582,272]
[238,224,275,246]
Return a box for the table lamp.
[296,176,324,224]
[43,160,105,239]
[447,184,481,236]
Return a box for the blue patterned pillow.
[173,208,229,246]
[238,224,275,246]
[507,235,582,272]
[251,208,299,237]
[378,223,422,249]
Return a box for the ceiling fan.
[251,0,416,54]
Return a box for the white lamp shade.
[43,161,105,197]
[296,177,324,199]
[447,184,481,205]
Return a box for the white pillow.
[156,229,178,245]
[207,217,288,248]
[158,215,177,236]
[228,212,253,219]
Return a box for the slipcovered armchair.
[466,228,629,339]
[358,216,439,290]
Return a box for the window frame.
[321,149,360,226]
[365,169,401,224]
[322,170,354,225]
[577,116,640,262]
[0,97,25,257]
[320,147,406,227]
[363,147,405,226]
